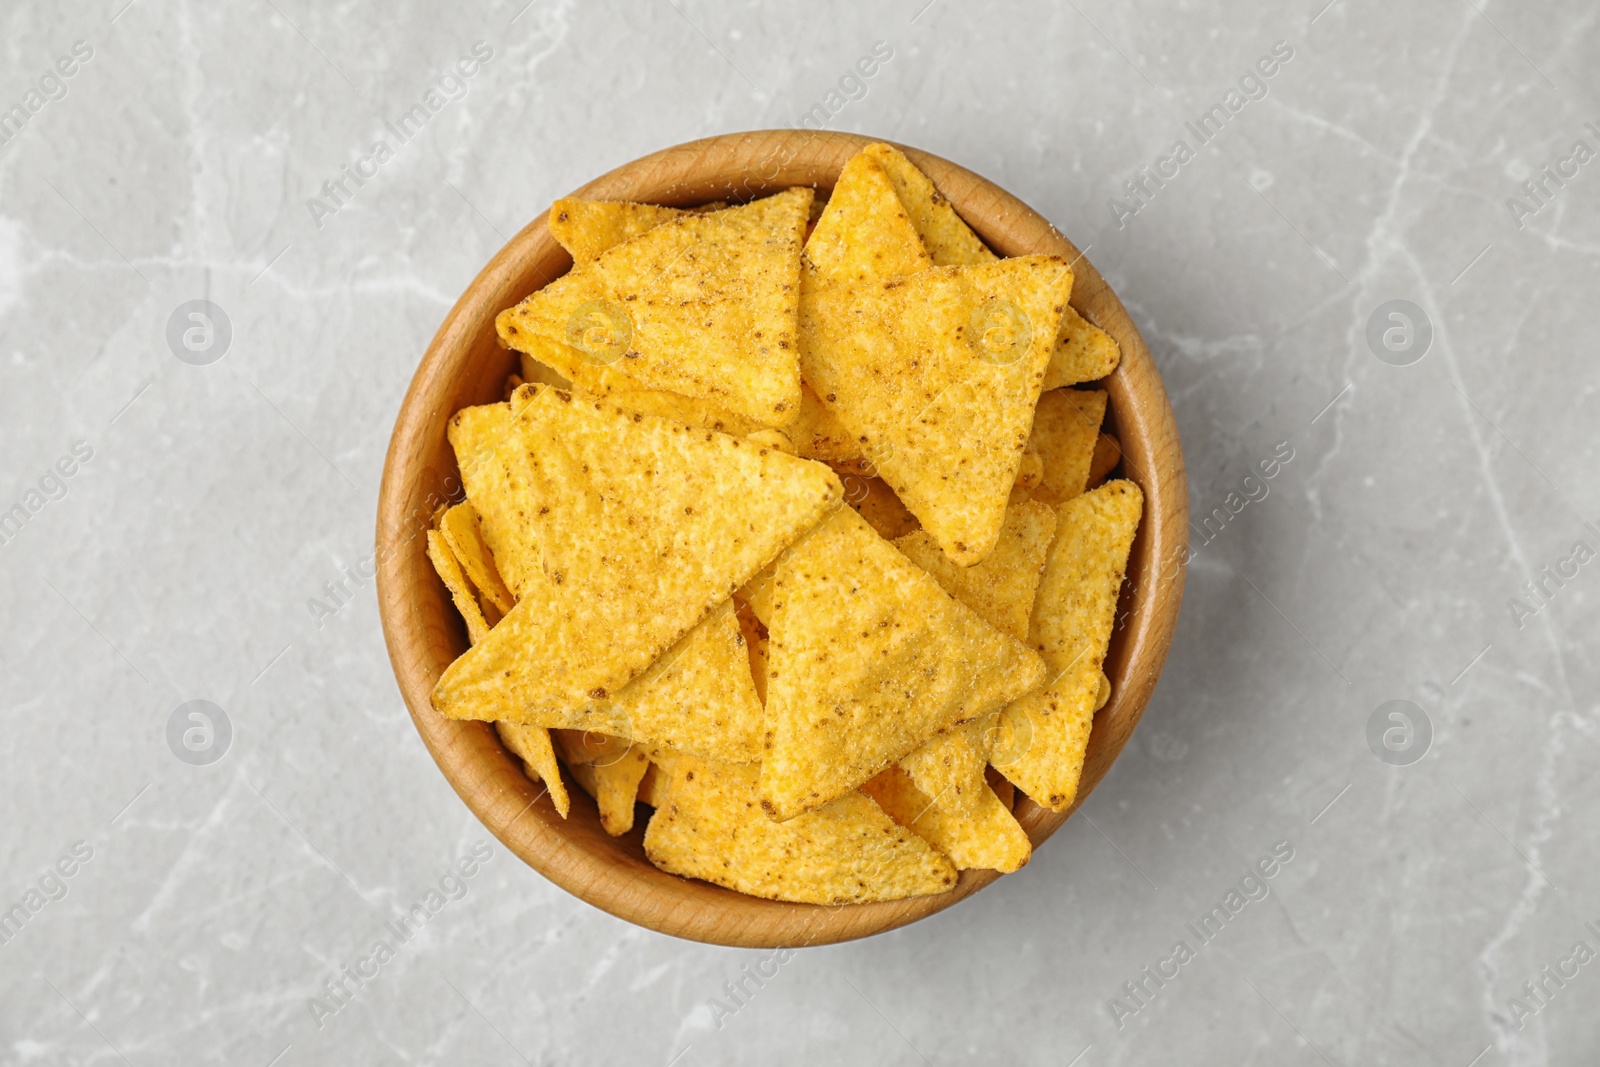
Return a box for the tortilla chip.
[637,762,664,807]
[800,257,1071,565]
[787,384,861,464]
[548,199,688,264]
[592,748,650,835]
[495,721,570,818]
[1014,450,1044,490]
[840,470,919,540]
[760,506,1045,820]
[736,558,778,628]
[1028,389,1107,505]
[805,148,931,285]
[643,751,957,904]
[432,387,841,718]
[479,598,765,763]
[496,188,813,426]
[864,143,994,267]
[1043,305,1121,388]
[893,499,1057,642]
[736,603,769,704]
[861,765,1030,873]
[1096,670,1112,711]
[895,724,991,821]
[866,143,1118,388]
[890,499,1054,815]
[447,399,544,598]
[426,529,493,645]
[1088,433,1122,489]
[438,503,515,615]
[996,479,1143,811]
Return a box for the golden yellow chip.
[735,557,778,628]
[894,498,1057,642]
[592,748,651,835]
[841,470,920,540]
[479,598,765,763]
[643,751,957,904]
[895,724,991,821]
[861,764,1030,873]
[1028,389,1107,505]
[864,142,994,267]
[786,384,861,464]
[551,731,652,835]
[1088,433,1122,489]
[866,142,1118,388]
[891,499,1055,816]
[425,529,492,645]
[1014,449,1044,490]
[800,257,1070,565]
[1042,305,1121,388]
[438,503,514,615]
[496,187,813,426]
[548,198,688,264]
[760,506,1045,821]
[996,479,1143,811]
[495,721,570,818]
[804,148,931,285]
[637,761,663,808]
[447,398,543,599]
[432,387,841,717]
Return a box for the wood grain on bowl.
[375,130,1187,948]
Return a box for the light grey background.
[2,0,1597,1064]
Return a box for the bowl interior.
[376,130,1187,948]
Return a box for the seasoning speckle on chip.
[422,144,1144,903]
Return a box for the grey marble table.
[2,1,1597,1064]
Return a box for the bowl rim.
[375,130,1188,948]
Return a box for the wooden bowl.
[376,131,1187,948]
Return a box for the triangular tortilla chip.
[496,188,813,426]
[496,721,570,818]
[1043,305,1121,388]
[804,148,931,285]
[1027,389,1107,505]
[426,529,493,645]
[997,479,1143,811]
[432,387,841,716]
[760,506,1045,820]
[549,199,688,264]
[643,751,957,904]
[865,142,1120,387]
[438,503,514,614]
[861,765,1030,873]
[863,142,995,267]
[892,500,1056,816]
[482,599,765,763]
[447,397,544,599]
[800,257,1071,565]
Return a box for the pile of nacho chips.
[424,144,1142,906]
